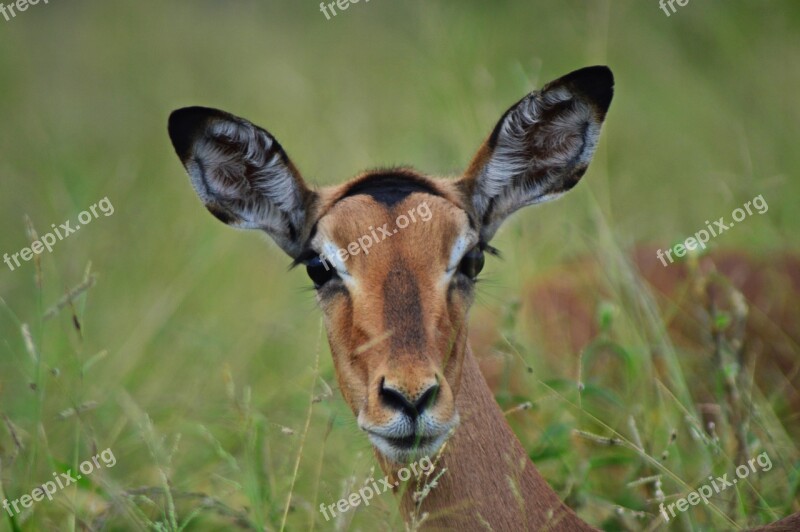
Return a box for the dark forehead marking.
[383,261,425,352]
[337,171,443,207]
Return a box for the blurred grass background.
[0,0,798,530]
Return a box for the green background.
[0,1,797,530]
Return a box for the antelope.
[167,66,800,530]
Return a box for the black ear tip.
[168,106,224,161]
[559,65,615,114]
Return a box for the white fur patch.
[441,231,478,285]
[320,239,354,285]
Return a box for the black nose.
[378,378,440,419]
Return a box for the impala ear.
[460,66,614,242]
[168,106,317,258]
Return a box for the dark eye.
[306,256,334,288]
[458,248,485,280]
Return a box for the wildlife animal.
[168,66,800,530]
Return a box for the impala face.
[168,66,613,464]
[309,180,474,462]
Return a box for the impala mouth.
[367,431,447,463]
[363,414,459,463]
[375,432,436,449]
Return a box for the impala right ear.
[459,66,614,242]
[168,106,317,258]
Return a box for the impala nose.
[378,377,440,419]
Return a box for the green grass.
[1,1,798,530]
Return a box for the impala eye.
[458,247,485,280]
[306,256,334,288]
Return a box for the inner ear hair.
[461,66,614,242]
[168,106,317,258]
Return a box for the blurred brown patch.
[631,247,800,429]
[479,247,800,435]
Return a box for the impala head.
[168,66,613,464]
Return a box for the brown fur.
[312,185,468,431]
[386,346,592,530]
[313,184,591,529]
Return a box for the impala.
[168,66,799,530]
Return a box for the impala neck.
[378,343,594,530]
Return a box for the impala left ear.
[168,106,317,259]
[459,66,614,242]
